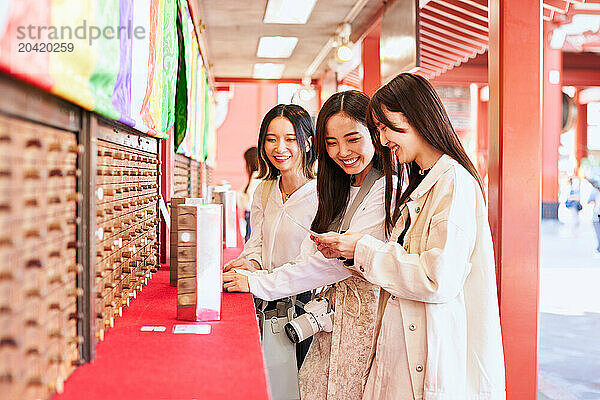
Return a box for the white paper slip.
[283,210,324,238]
[140,326,167,332]
[173,324,212,335]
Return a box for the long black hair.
[367,73,485,234]
[311,90,383,233]
[243,146,258,193]
[256,104,316,180]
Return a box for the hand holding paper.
[312,231,365,260]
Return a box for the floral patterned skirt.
[298,277,379,400]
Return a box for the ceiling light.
[257,36,298,58]
[264,0,317,24]
[298,88,315,102]
[253,63,285,79]
[336,45,353,62]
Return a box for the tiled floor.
[538,218,600,400]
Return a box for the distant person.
[566,176,583,229]
[238,147,261,241]
[588,184,600,253]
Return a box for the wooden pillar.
[476,86,489,179]
[488,1,541,399]
[576,97,588,169]
[362,22,381,97]
[542,21,562,219]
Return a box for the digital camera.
[284,297,334,343]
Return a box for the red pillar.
[489,1,541,398]
[542,21,562,219]
[160,127,174,265]
[362,22,381,97]
[576,98,588,169]
[476,86,488,179]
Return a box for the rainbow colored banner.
[174,0,214,162]
[0,0,178,138]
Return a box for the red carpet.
[54,246,270,400]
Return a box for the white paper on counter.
[140,326,167,332]
[173,324,212,335]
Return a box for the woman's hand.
[223,271,250,292]
[311,232,365,260]
[223,257,260,272]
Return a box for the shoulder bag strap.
[339,167,383,232]
[261,179,276,210]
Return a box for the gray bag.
[256,298,300,400]
[257,180,300,399]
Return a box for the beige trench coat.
[298,276,379,400]
[352,155,506,400]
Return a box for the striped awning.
[416,0,589,79]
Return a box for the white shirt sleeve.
[247,177,389,301]
[237,182,265,267]
[247,234,351,301]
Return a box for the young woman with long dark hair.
[222,104,318,400]
[223,104,317,274]
[223,90,390,400]
[314,73,506,399]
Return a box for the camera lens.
[284,322,300,343]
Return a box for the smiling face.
[374,108,422,165]
[325,112,375,180]
[263,116,303,175]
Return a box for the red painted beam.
[420,36,474,61]
[420,28,486,54]
[421,48,463,65]
[425,2,489,32]
[456,0,488,11]
[542,21,562,205]
[576,98,588,168]
[420,15,488,45]
[214,77,318,85]
[421,10,488,41]
[362,21,381,97]
[429,63,488,85]
[420,59,447,73]
[420,35,479,59]
[489,0,541,399]
[543,0,570,14]
[476,86,489,178]
[563,67,600,87]
[434,0,489,22]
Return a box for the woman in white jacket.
[224,91,390,400]
[314,74,506,400]
[223,105,318,400]
[224,104,318,274]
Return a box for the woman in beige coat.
[314,73,506,400]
